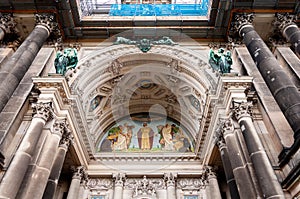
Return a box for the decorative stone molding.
[32,102,52,121]
[107,59,123,76]
[231,13,254,35]
[0,13,16,34]
[273,13,297,33]
[233,101,252,120]
[59,123,74,149]
[177,178,206,190]
[87,178,113,190]
[205,166,217,179]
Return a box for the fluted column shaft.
[206,167,222,199]
[42,133,72,199]
[18,119,69,199]
[234,102,285,199]
[234,13,300,140]
[113,173,125,199]
[222,119,257,199]
[0,102,52,199]
[66,166,85,199]
[0,14,56,113]
[216,137,240,199]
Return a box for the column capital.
[205,166,217,179]
[52,119,67,137]
[164,172,177,187]
[32,102,52,122]
[231,13,254,36]
[71,166,86,180]
[35,13,58,34]
[113,173,126,187]
[274,13,297,33]
[0,13,16,34]
[233,101,252,120]
[59,127,73,149]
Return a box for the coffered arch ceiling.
[67,44,218,154]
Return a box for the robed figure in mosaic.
[137,123,154,150]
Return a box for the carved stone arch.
[66,44,218,153]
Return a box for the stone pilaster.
[164,172,177,199]
[205,166,222,199]
[232,13,300,141]
[0,13,58,113]
[274,13,300,56]
[216,130,240,199]
[113,173,125,199]
[233,101,285,199]
[221,118,258,199]
[0,13,16,41]
[42,129,73,199]
[18,119,70,199]
[0,102,52,199]
[66,166,86,199]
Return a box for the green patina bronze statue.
[54,48,78,75]
[209,48,233,74]
[113,36,177,53]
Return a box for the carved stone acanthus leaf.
[59,125,73,148]
[35,13,58,33]
[87,178,113,190]
[231,13,254,35]
[205,166,217,179]
[164,173,177,186]
[233,101,252,120]
[0,14,16,34]
[52,119,67,136]
[32,102,52,121]
[71,166,87,181]
[177,178,206,190]
[274,13,297,32]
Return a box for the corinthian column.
[0,13,16,41]
[233,102,285,199]
[232,13,300,141]
[0,102,52,199]
[18,119,70,199]
[164,173,177,199]
[274,13,300,56]
[113,173,125,199]
[221,118,257,198]
[42,130,73,199]
[216,134,240,199]
[66,166,86,199]
[0,13,58,113]
[205,166,222,199]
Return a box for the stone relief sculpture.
[113,36,177,53]
[54,47,78,75]
[208,48,233,74]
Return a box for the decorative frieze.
[177,178,206,190]
[87,178,113,190]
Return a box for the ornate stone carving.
[177,178,206,190]
[0,13,16,34]
[231,13,254,35]
[164,172,177,187]
[233,101,252,120]
[108,59,123,76]
[113,173,126,187]
[205,166,217,179]
[167,59,181,74]
[35,13,58,33]
[52,119,67,136]
[71,166,87,180]
[124,176,165,198]
[32,102,52,121]
[273,13,297,32]
[87,178,113,190]
[59,124,73,149]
